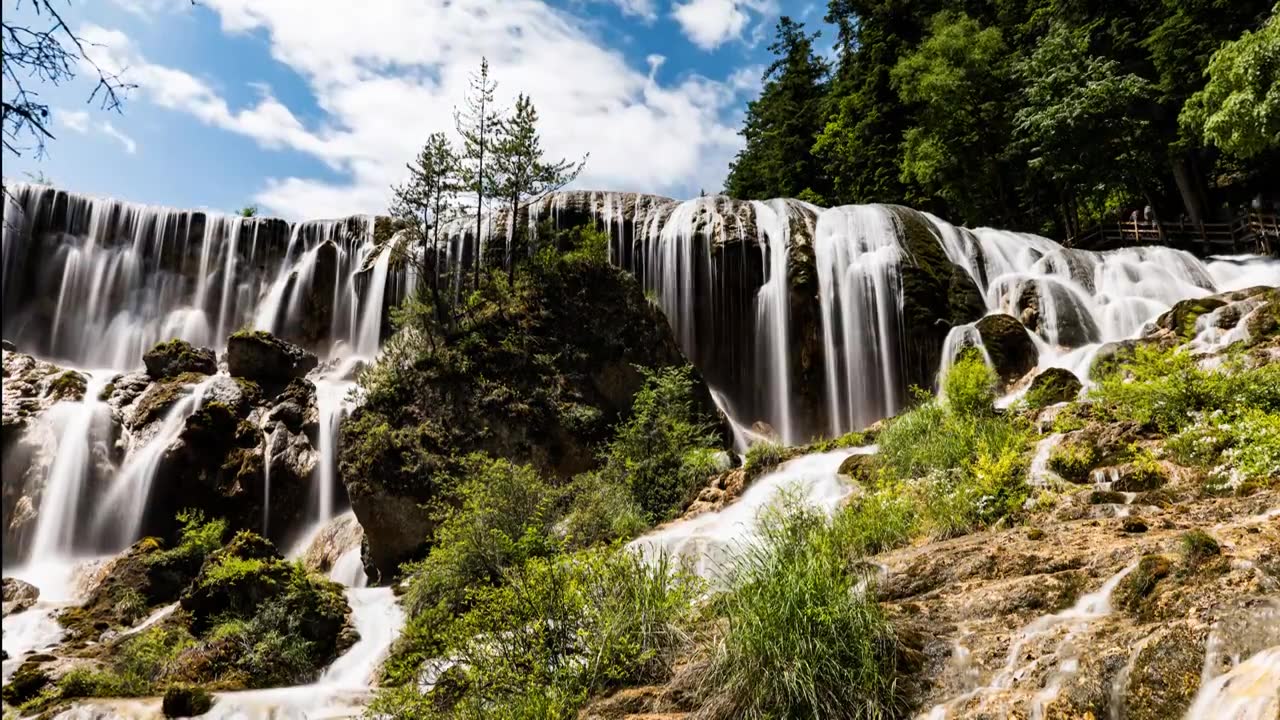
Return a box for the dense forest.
[725,0,1280,238]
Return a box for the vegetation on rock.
[143,339,217,380]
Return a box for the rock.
[226,330,318,385]
[1100,461,1168,493]
[1155,296,1227,340]
[162,685,214,717]
[143,339,217,379]
[1243,287,1280,344]
[975,313,1038,386]
[1121,517,1148,533]
[837,453,877,485]
[298,513,364,576]
[1120,626,1206,720]
[1115,554,1171,614]
[45,370,89,401]
[2,576,39,616]
[1,661,50,705]
[1023,367,1082,408]
[1,339,15,352]
[267,378,319,436]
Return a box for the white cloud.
[78,0,757,220]
[56,108,137,153]
[584,0,658,22]
[58,109,91,133]
[110,0,192,19]
[100,122,138,154]
[671,0,777,51]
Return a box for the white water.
[1183,646,1280,720]
[629,447,873,580]
[2,557,110,683]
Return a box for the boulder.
[1090,339,1141,380]
[1155,297,1227,340]
[143,339,217,379]
[2,576,39,616]
[1024,367,1082,408]
[837,453,877,485]
[975,313,1038,386]
[162,685,213,718]
[226,330,318,385]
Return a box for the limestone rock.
[142,339,217,379]
[226,330,318,385]
[2,576,39,616]
[975,313,1038,387]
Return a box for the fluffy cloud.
[671,0,777,50]
[57,108,137,153]
[81,0,762,219]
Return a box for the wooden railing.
[1067,211,1280,257]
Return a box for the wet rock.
[226,330,318,386]
[267,378,319,436]
[1120,626,1206,720]
[2,576,39,615]
[1098,461,1168,493]
[162,685,213,717]
[1,661,50,705]
[1156,297,1228,340]
[143,339,217,380]
[1023,367,1082,408]
[975,313,1038,386]
[1114,554,1171,614]
[837,453,877,485]
[298,513,364,576]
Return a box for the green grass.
[700,502,902,720]
[744,441,788,478]
[1179,530,1221,567]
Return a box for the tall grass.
[700,503,901,720]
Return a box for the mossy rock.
[144,339,217,380]
[837,453,878,485]
[1,662,50,705]
[226,330,318,385]
[162,684,214,717]
[975,313,1038,387]
[1048,440,1098,483]
[1156,297,1227,340]
[133,373,209,427]
[1089,340,1141,380]
[1115,555,1171,614]
[1121,626,1205,720]
[46,370,89,401]
[1024,368,1082,409]
[1107,461,1168,493]
[1088,490,1127,505]
[1243,288,1280,343]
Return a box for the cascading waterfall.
[814,205,904,435]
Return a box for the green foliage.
[744,441,787,478]
[237,205,258,218]
[560,472,648,549]
[1048,441,1098,483]
[1181,6,1280,158]
[377,548,700,719]
[1179,530,1221,567]
[148,508,226,570]
[56,626,197,700]
[701,502,901,720]
[600,366,721,522]
[807,430,868,453]
[942,349,997,417]
[725,17,831,202]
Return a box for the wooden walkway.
[1067,211,1280,256]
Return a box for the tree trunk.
[1170,152,1207,224]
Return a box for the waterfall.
[355,246,393,357]
[814,205,904,435]
[312,377,355,525]
[27,374,111,561]
[93,376,217,551]
[750,200,798,444]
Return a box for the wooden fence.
[1067,211,1279,256]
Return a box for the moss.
[837,453,878,485]
[46,370,88,401]
[133,373,208,426]
[1159,297,1227,340]
[1122,626,1205,720]
[162,685,213,717]
[1115,555,1171,614]
[1023,368,1083,409]
[1,662,50,705]
[1048,440,1098,483]
[1088,489,1128,505]
[1244,289,1280,343]
[143,339,217,379]
[98,382,116,401]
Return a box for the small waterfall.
[312,376,355,525]
[93,376,217,551]
[815,205,903,435]
[355,246,392,357]
[1183,646,1280,720]
[27,373,111,560]
[629,447,875,580]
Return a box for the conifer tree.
[391,131,460,318]
[454,58,501,289]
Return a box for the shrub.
[834,489,918,556]
[600,366,721,522]
[943,349,997,418]
[808,430,869,453]
[744,441,788,478]
[560,472,648,549]
[701,503,902,720]
[1048,441,1097,483]
[1179,530,1221,567]
[1214,409,1280,490]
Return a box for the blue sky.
[4,0,833,220]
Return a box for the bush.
[744,441,788,478]
[600,366,721,522]
[379,547,700,719]
[701,503,902,720]
[943,349,997,418]
[1047,441,1097,483]
[560,472,648,549]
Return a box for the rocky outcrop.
[226,331,319,386]
[975,313,1038,387]
[142,339,218,379]
[1024,367,1082,408]
[2,577,39,616]
[1155,297,1227,340]
[340,258,728,578]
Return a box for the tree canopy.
[724,1,1280,236]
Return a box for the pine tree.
[390,131,460,318]
[490,94,585,276]
[454,58,502,289]
[723,17,830,202]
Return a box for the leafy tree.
[1012,21,1159,235]
[1180,4,1280,159]
[724,17,830,201]
[455,57,502,290]
[892,11,1016,225]
[237,205,258,218]
[490,94,585,276]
